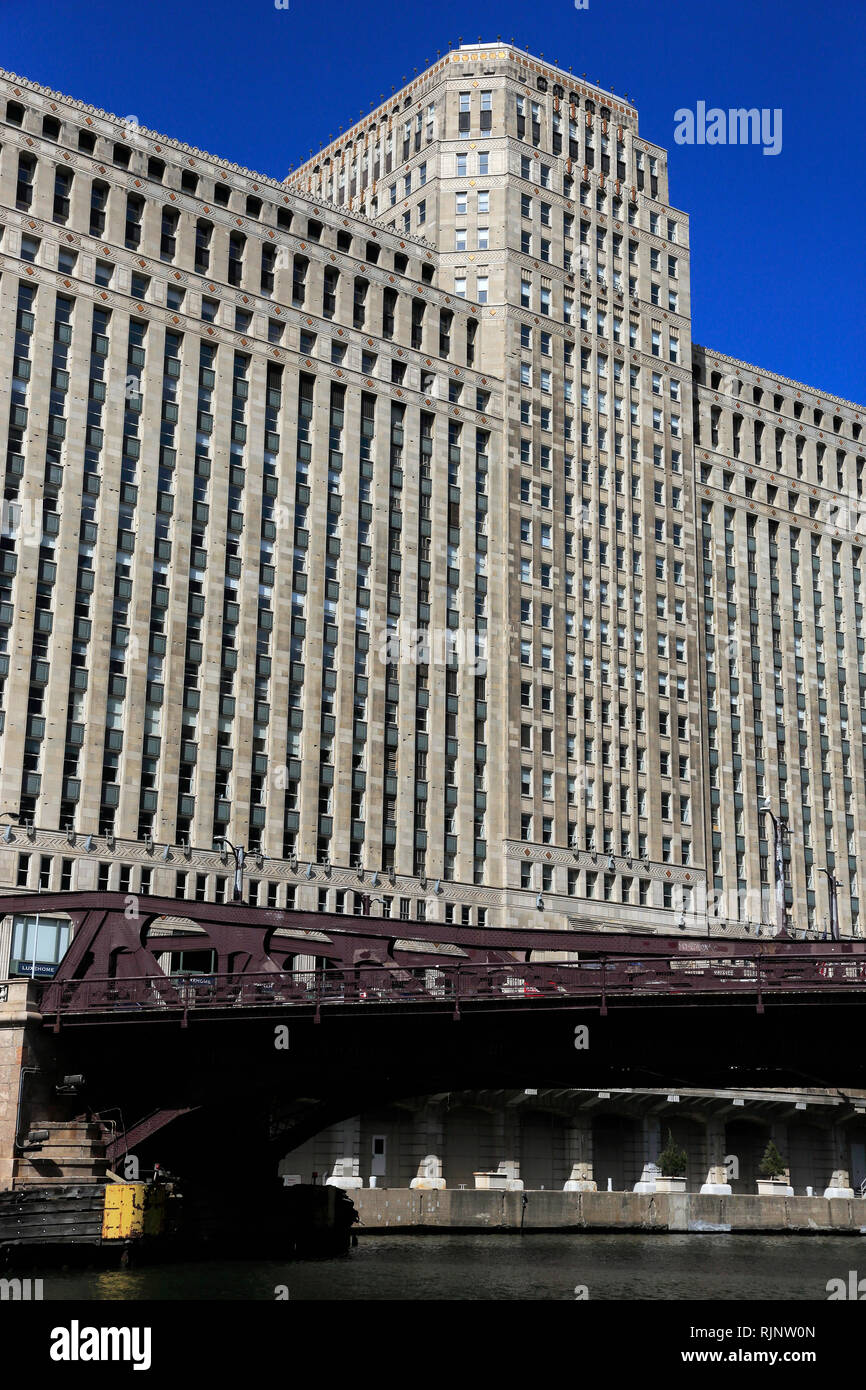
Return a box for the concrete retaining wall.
[354,1189,866,1234]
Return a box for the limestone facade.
[0,43,863,980]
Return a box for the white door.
[371,1135,387,1177]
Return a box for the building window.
[10,915,71,978]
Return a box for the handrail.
[36,951,866,1018]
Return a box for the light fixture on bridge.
[106,832,115,852]
[388,868,396,887]
[25,819,35,842]
[2,824,13,844]
[182,838,192,861]
[218,842,228,865]
[590,851,598,864]
[433,879,442,895]
[370,869,380,887]
[16,1129,50,1153]
[83,834,94,853]
[55,1074,86,1094]
[418,875,426,890]
[356,865,365,882]
[289,854,298,873]
[161,844,171,862]
[642,858,650,872]
[66,824,75,845]
[536,894,545,910]
[255,851,265,871]
[677,913,686,930]
[145,833,154,854]
[305,861,315,880]
[626,857,634,870]
[321,858,331,877]
[607,855,616,872]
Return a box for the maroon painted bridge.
[6,891,866,1162]
[4,891,865,1027]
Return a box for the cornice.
[695,345,865,419]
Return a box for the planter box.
[654,1176,687,1194]
[756,1179,794,1196]
[473,1171,524,1191]
[474,1172,508,1191]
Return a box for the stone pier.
[0,980,50,1190]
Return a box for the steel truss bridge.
[1,891,863,1027]
[5,892,866,1158]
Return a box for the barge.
[0,1177,358,1266]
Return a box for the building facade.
[693,349,866,938]
[291,43,707,932]
[0,45,862,973]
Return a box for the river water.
[32,1233,862,1301]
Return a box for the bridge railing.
[36,952,866,1020]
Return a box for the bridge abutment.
[325,1117,364,1190]
[564,1114,597,1191]
[700,1116,733,1195]
[409,1102,446,1189]
[824,1123,855,1198]
[0,981,52,1190]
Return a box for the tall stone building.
[693,349,866,938]
[0,42,863,982]
[290,43,706,933]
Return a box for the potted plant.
[655,1129,689,1193]
[756,1140,793,1196]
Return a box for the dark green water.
[30,1234,865,1300]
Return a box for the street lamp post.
[219,837,246,903]
[758,804,789,938]
[818,867,842,943]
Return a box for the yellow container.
[101,1183,166,1240]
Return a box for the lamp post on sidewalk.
[758,803,790,938]
[818,867,842,943]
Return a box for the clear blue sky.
[3,0,863,403]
